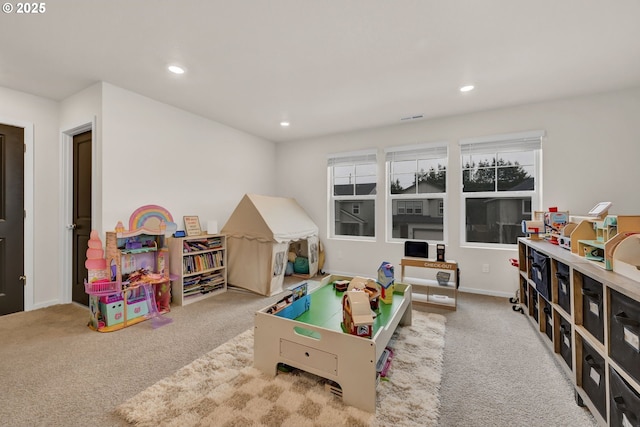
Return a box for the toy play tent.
[221,194,320,296]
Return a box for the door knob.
[19,276,26,284]
[67,224,77,229]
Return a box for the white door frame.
[60,118,99,303]
[0,117,34,311]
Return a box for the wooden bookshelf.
[169,234,227,306]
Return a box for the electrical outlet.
[482,264,490,273]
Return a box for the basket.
[436,271,451,286]
[84,280,122,296]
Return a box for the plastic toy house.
[84,205,176,332]
[572,214,640,269]
[377,262,395,304]
[342,291,374,338]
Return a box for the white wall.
[100,83,277,235]
[0,86,60,308]
[1,82,277,311]
[276,87,640,297]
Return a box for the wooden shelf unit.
[518,237,640,426]
[169,234,227,306]
[400,257,459,310]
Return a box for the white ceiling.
[2,1,640,142]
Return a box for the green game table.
[254,275,412,413]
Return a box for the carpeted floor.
[116,311,446,427]
[0,289,597,426]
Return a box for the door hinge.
[24,210,26,218]
[24,143,26,153]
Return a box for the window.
[385,143,447,242]
[328,149,377,239]
[460,130,543,246]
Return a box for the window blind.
[327,149,377,166]
[385,142,448,162]
[459,130,544,155]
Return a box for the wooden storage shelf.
[400,258,458,311]
[517,237,640,426]
[169,234,227,306]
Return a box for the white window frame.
[327,149,377,241]
[459,130,544,249]
[385,142,448,243]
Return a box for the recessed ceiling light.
[168,65,185,74]
[280,121,290,127]
[460,85,475,92]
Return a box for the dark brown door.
[0,124,25,316]
[72,131,92,306]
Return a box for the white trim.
[383,141,448,154]
[60,119,97,304]
[458,287,514,299]
[0,117,34,311]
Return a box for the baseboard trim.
[458,287,513,299]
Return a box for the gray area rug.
[117,310,445,427]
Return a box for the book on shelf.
[182,236,224,253]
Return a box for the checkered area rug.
[116,310,445,427]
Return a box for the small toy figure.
[334,280,349,292]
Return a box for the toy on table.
[266,282,310,319]
[377,262,395,304]
[347,276,380,310]
[342,290,374,338]
[334,280,349,292]
[521,220,544,240]
[544,207,569,245]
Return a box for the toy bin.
[609,288,640,384]
[126,298,149,320]
[580,339,606,419]
[530,249,550,301]
[543,305,553,342]
[530,287,539,323]
[609,366,640,427]
[556,261,571,315]
[99,299,125,326]
[558,316,572,369]
[580,274,604,344]
[520,276,528,308]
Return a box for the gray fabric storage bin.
[610,288,640,385]
[559,316,572,369]
[609,366,640,427]
[531,249,551,301]
[543,305,553,342]
[531,287,539,323]
[581,339,606,418]
[581,274,604,344]
[556,261,571,314]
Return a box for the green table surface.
[294,282,406,333]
